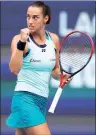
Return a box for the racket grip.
[48,87,63,113]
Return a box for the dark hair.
[31,1,51,24]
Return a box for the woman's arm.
[9,35,24,74]
[50,32,72,84]
[9,29,29,74]
[50,33,61,79]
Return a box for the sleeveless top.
[15,31,56,98]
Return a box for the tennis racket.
[48,30,94,113]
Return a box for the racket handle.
[48,87,63,113]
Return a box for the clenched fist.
[20,28,30,42]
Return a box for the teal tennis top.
[15,31,56,98]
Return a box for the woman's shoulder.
[48,32,60,50]
[49,32,59,41]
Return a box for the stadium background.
[1,1,95,135]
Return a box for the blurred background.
[1,1,95,135]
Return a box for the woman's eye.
[27,15,30,19]
[34,16,38,19]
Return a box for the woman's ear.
[44,15,49,24]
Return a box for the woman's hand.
[20,28,30,42]
[52,68,72,86]
[60,73,72,87]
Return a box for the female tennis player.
[6,1,71,135]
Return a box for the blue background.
[1,1,95,135]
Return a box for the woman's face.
[27,6,48,33]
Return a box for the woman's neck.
[30,29,46,45]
